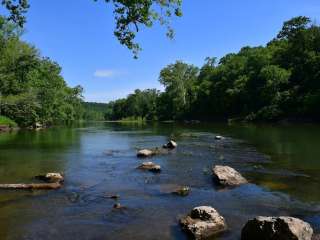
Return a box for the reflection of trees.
[0,127,81,183]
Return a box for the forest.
[0,16,83,127]
[104,16,320,122]
[1,15,320,126]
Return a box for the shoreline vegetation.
[1,16,320,130]
[85,16,320,124]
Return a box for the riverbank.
[0,116,18,133]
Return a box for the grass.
[119,116,146,123]
[0,115,17,128]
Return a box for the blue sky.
[17,0,320,102]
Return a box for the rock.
[312,234,320,240]
[163,140,177,149]
[35,172,64,183]
[137,149,155,158]
[212,165,247,187]
[180,206,227,239]
[172,186,190,196]
[0,125,10,132]
[138,162,161,173]
[109,194,120,200]
[34,122,43,130]
[113,203,123,209]
[215,135,223,140]
[241,216,314,240]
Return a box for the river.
[0,122,319,239]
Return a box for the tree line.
[0,16,83,127]
[104,16,320,122]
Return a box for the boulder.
[138,162,161,173]
[212,165,247,187]
[137,149,155,158]
[36,172,64,183]
[163,140,177,149]
[180,206,227,239]
[241,216,314,240]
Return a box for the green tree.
[159,61,199,119]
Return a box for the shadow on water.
[0,122,320,239]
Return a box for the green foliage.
[0,115,17,127]
[0,16,83,127]
[82,102,109,121]
[1,0,29,27]
[106,16,320,122]
[1,0,182,58]
[105,89,160,121]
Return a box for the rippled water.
[0,122,319,239]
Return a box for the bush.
[0,115,17,127]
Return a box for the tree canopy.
[0,16,83,126]
[1,0,182,57]
[104,16,320,122]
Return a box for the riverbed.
[0,122,319,239]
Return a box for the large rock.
[163,140,177,149]
[241,216,314,240]
[212,165,247,187]
[180,206,227,239]
[138,162,161,173]
[137,149,155,158]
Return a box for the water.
[0,122,320,239]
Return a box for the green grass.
[119,116,146,123]
[0,115,17,127]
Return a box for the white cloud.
[93,69,121,78]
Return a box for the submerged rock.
[172,186,190,196]
[137,149,155,158]
[241,216,313,240]
[113,203,126,210]
[138,162,161,173]
[212,165,247,187]
[180,206,227,239]
[108,194,120,200]
[163,140,177,149]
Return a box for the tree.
[103,16,320,122]
[159,61,199,119]
[1,0,183,58]
[0,16,84,126]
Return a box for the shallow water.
[0,122,320,239]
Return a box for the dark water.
[0,122,320,239]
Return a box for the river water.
[0,122,319,239]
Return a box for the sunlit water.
[0,122,320,239]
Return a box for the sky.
[13,0,320,102]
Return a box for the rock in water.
[138,162,161,173]
[241,216,313,240]
[36,172,64,183]
[212,165,247,187]
[215,135,223,140]
[137,149,155,158]
[180,206,227,239]
[163,140,177,149]
[172,186,190,196]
